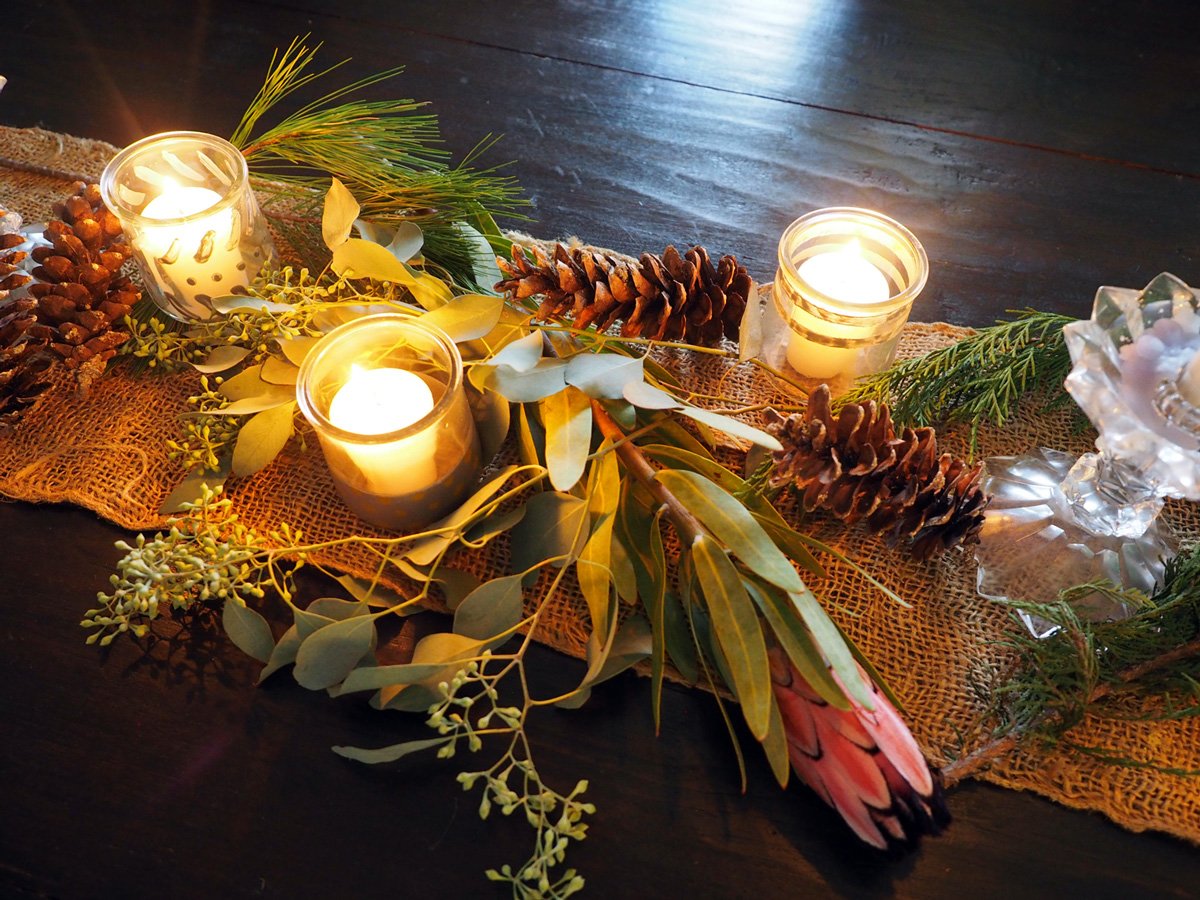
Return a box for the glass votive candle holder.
[100,131,275,322]
[771,207,928,391]
[296,314,482,532]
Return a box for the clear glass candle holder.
[770,207,928,393]
[296,315,481,532]
[100,131,275,322]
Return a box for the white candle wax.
[328,365,438,495]
[786,241,891,380]
[139,180,246,312]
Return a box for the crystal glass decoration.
[975,273,1200,637]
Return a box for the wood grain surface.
[2,2,1199,898]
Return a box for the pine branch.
[839,309,1081,454]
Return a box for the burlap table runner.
[3,125,1199,845]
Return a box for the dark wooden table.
[4,2,1200,897]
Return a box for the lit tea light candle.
[327,365,438,495]
[787,240,891,379]
[297,315,482,531]
[100,131,275,321]
[771,208,927,391]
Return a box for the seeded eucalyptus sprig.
[944,543,1200,785]
[840,309,1081,452]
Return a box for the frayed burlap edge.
[3,126,1199,846]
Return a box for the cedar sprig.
[230,37,525,286]
[840,309,1080,453]
[945,543,1200,783]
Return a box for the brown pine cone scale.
[495,242,752,347]
[768,385,989,561]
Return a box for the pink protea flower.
[769,646,950,849]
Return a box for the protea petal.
[769,646,949,849]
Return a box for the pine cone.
[495,242,751,347]
[0,185,140,429]
[768,385,989,560]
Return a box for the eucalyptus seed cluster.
[429,656,594,900]
[81,487,285,645]
[166,376,242,472]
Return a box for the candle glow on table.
[787,240,892,379]
[327,365,438,495]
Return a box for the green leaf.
[761,682,791,789]
[623,380,680,410]
[412,631,482,665]
[454,221,503,288]
[471,387,510,463]
[742,579,848,710]
[464,504,525,546]
[194,345,250,374]
[453,574,525,640]
[515,402,545,467]
[432,568,481,611]
[332,662,453,695]
[231,401,296,476]
[576,439,621,637]
[260,356,299,386]
[217,364,272,401]
[306,597,369,620]
[331,238,453,309]
[485,358,568,402]
[691,535,772,741]
[566,353,644,400]
[375,683,442,712]
[787,588,874,709]
[333,737,449,765]
[509,491,589,580]
[419,293,505,342]
[207,390,296,416]
[376,631,485,707]
[294,607,335,640]
[334,574,408,610]
[387,220,425,261]
[322,177,360,249]
[677,406,783,451]
[222,598,274,663]
[542,386,592,491]
[159,466,227,515]
[488,330,543,372]
[752,514,825,579]
[642,416,714,461]
[655,469,803,594]
[278,335,323,367]
[257,625,301,684]
[609,526,639,604]
[405,465,522,566]
[293,615,377,690]
[556,614,653,709]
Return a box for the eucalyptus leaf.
[331,662,451,696]
[742,579,848,710]
[677,406,783,451]
[556,614,653,709]
[375,683,442,712]
[209,384,296,415]
[692,535,772,741]
[566,353,644,400]
[387,220,425,261]
[278,335,323,367]
[515,403,545,467]
[259,356,299,386]
[306,597,369,620]
[332,736,448,765]
[509,491,588,580]
[257,625,301,684]
[471,387,510,463]
[453,574,525,640]
[194,345,250,374]
[433,568,482,611]
[293,615,378,690]
[623,379,680,410]
[419,293,505,342]
[159,466,228,515]
[488,330,543,372]
[608,527,638,604]
[485,358,568,403]
[335,574,408,610]
[405,465,522,566]
[761,681,792,789]
[217,364,272,400]
[542,386,592,491]
[331,239,453,309]
[464,505,525,546]
[322,177,360,249]
[655,469,803,594]
[788,588,874,709]
[222,598,275,664]
[454,221,503,288]
[231,401,295,476]
[294,607,335,640]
